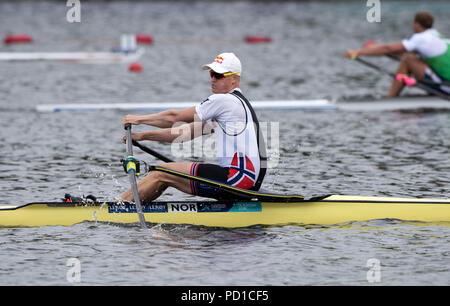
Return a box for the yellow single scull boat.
[1,195,449,228]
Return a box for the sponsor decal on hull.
[109,201,262,214]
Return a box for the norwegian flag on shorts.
[227,153,256,189]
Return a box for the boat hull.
[35,96,450,113]
[1,195,450,228]
[35,99,335,112]
[0,48,144,64]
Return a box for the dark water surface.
[1,1,450,286]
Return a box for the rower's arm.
[345,42,406,58]
[362,42,406,55]
[132,121,210,143]
[123,106,197,128]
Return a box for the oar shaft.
[132,140,174,163]
[124,123,147,229]
[355,57,394,77]
[125,125,134,157]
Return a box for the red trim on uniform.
[190,163,199,195]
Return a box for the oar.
[132,140,174,163]
[124,123,146,229]
[352,56,450,101]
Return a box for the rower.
[344,11,450,97]
[119,52,266,202]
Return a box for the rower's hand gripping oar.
[123,123,147,229]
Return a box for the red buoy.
[245,36,272,44]
[4,34,32,44]
[128,62,142,72]
[136,34,153,44]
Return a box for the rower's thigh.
[154,162,195,194]
[403,54,428,79]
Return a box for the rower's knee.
[400,53,417,64]
[145,170,169,187]
[150,166,183,185]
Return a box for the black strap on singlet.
[230,90,267,191]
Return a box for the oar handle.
[123,123,146,229]
[124,123,134,156]
[124,123,174,163]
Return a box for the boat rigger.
[1,195,449,228]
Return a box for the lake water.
[0,1,449,287]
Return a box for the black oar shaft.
[132,140,174,163]
[355,57,391,76]
[124,124,146,229]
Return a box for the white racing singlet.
[402,28,450,82]
[195,88,262,189]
